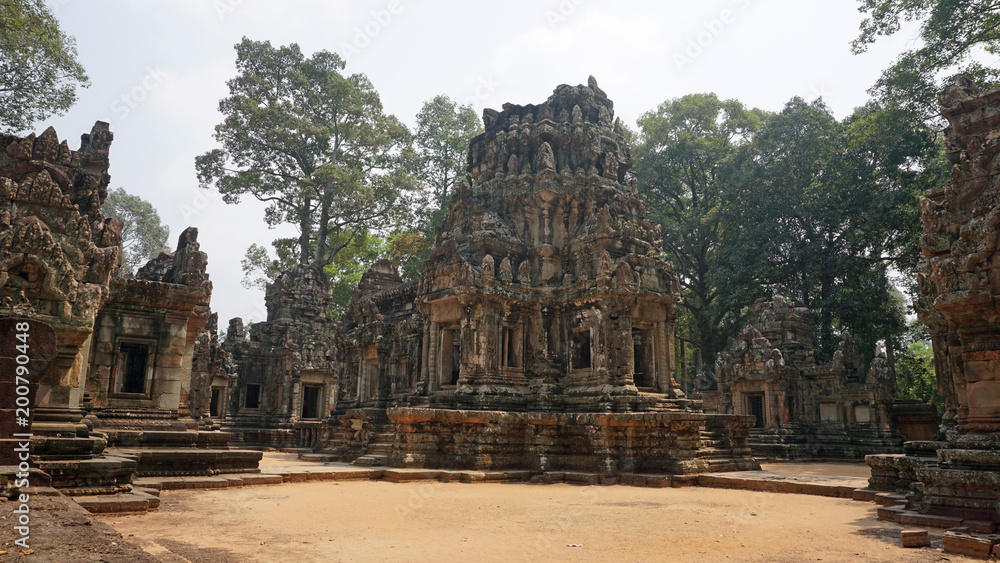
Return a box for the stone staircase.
[697,428,758,472]
[352,426,395,467]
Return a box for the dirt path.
[102,480,976,563]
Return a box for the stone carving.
[499,256,513,281]
[535,141,555,175]
[481,253,495,279]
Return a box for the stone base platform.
[327,407,761,476]
[105,447,263,477]
[695,470,868,498]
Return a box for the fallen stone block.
[900,529,930,548]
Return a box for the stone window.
[571,327,592,370]
[245,383,261,409]
[819,402,840,422]
[502,326,522,369]
[114,341,153,395]
[301,384,323,419]
[394,358,410,389]
[361,358,378,400]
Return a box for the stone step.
[298,453,340,463]
[352,454,387,467]
[279,447,314,454]
[74,491,158,514]
[696,447,735,458]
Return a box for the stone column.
[427,321,440,392]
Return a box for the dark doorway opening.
[118,342,149,394]
[302,385,322,419]
[746,394,765,428]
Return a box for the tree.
[852,0,1000,121]
[632,93,764,364]
[0,0,89,132]
[415,95,482,206]
[896,322,944,413]
[718,98,944,362]
[384,95,485,281]
[195,38,415,283]
[101,187,170,276]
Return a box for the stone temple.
[699,296,937,460]
[0,123,260,512]
[222,77,760,476]
[865,76,1000,532]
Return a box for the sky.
[36,0,926,326]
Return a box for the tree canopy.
[717,97,945,362]
[389,95,485,281]
[632,93,764,364]
[195,38,416,282]
[0,0,90,132]
[853,0,1000,121]
[101,187,170,276]
[415,94,482,207]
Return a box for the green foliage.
[400,95,484,278]
[896,325,944,413]
[323,233,388,321]
[853,0,1000,122]
[718,98,944,363]
[415,94,482,205]
[196,38,416,284]
[101,187,170,276]
[632,93,765,362]
[0,0,89,132]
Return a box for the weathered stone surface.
[288,79,759,476]
[223,264,338,450]
[700,296,905,459]
[0,123,121,451]
[900,529,930,548]
[871,76,1000,530]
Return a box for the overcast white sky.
[38,0,924,326]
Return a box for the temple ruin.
[0,124,260,511]
[698,296,935,460]
[222,264,338,451]
[865,76,1000,533]
[221,78,759,476]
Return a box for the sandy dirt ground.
[102,479,979,563]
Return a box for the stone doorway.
[745,393,765,428]
[301,385,322,419]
